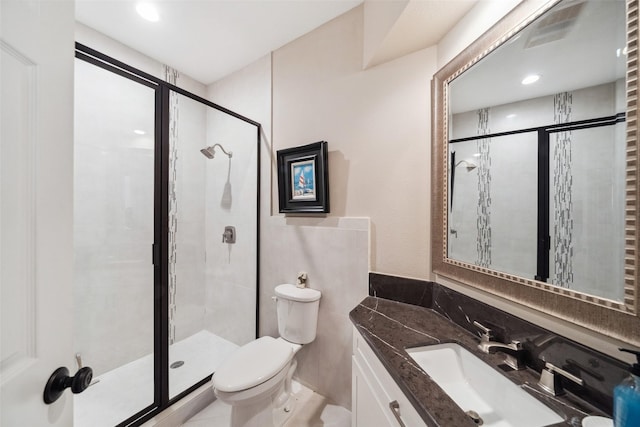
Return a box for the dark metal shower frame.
[75,42,261,427]
[449,112,625,282]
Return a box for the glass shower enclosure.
[73,44,259,427]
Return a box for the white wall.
[272,6,436,280]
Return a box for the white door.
[1,0,76,426]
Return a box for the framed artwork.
[277,141,329,213]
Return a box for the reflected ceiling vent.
[524,0,585,49]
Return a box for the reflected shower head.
[200,143,232,159]
[455,159,477,172]
[200,147,215,159]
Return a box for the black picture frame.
[277,141,330,213]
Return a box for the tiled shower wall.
[172,91,208,343]
[158,89,260,347]
[552,91,574,287]
[448,131,538,278]
[202,109,258,348]
[170,89,259,347]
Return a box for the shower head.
[200,143,232,159]
[200,147,215,159]
[455,159,477,172]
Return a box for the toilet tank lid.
[213,336,293,392]
[275,284,321,302]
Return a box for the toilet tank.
[275,284,321,344]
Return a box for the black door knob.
[43,366,93,404]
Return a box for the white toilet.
[212,284,321,427]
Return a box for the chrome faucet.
[538,362,584,396]
[473,321,525,370]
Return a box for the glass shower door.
[167,91,258,399]
[548,123,626,298]
[73,46,260,421]
[73,58,157,427]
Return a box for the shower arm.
[211,143,232,158]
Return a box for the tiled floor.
[182,382,351,427]
[75,331,238,427]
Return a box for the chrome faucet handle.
[509,339,523,350]
[538,362,584,396]
[472,321,493,340]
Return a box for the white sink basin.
[406,343,563,427]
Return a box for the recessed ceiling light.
[133,129,146,135]
[521,74,540,85]
[506,113,517,119]
[136,3,159,22]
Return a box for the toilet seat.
[213,336,293,393]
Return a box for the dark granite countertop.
[350,296,606,427]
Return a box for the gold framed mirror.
[431,0,640,345]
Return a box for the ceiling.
[450,0,627,114]
[76,0,362,84]
[75,0,477,86]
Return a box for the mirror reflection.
[446,0,627,302]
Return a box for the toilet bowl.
[212,284,321,427]
[213,337,300,427]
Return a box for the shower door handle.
[43,365,93,404]
[152,243,160,266]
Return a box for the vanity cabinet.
[352,326,427,427]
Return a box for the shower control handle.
[43,366,93,404]
[222,226,236,244]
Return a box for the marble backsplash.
[369,273,630,415]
